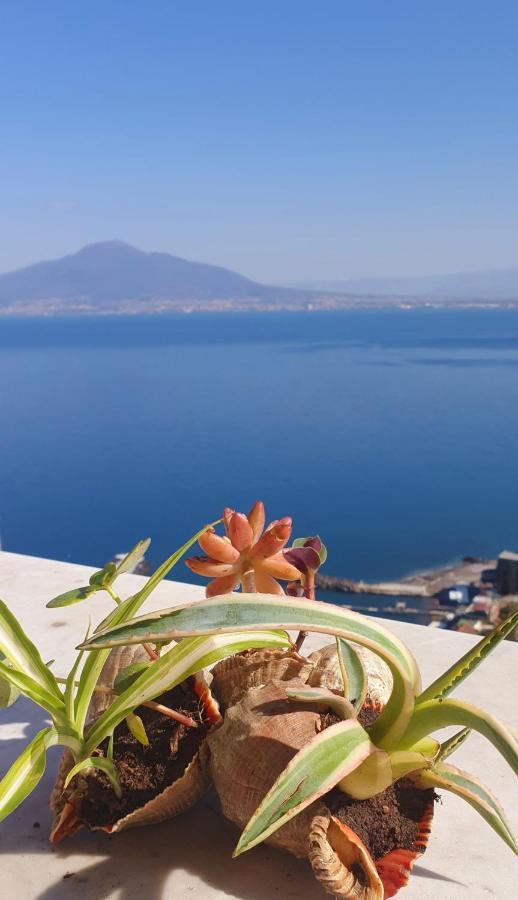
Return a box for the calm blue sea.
[1,310,517,616]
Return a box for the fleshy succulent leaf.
[284,685,356,720]
[89,563,118,588]
[0,599,62,701]
[0,726,82,821]
[401,698,518,776]
[83,630,290,755]
[234,719,374,855]
[417,611,518,705]
[46,586,96,608]
[336,638,367,709]
[419,762,518,855]
[64,755,122,798]
[437,727,471,762]
[78,592,419,745]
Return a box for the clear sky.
[1,1,517,282]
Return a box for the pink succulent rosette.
[186,502,300,596]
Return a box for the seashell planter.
[50,646,217,842]
[208,680,434,899]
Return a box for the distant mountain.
[292,269,518,301]
[0,241,281,309]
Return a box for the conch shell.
[50,646,213,842]
[307,643,393,705]
[209,679,433,898]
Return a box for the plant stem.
[295,572,315,652]
[241,569,256,592]
[143,700,198,728]
[104,584,121,605]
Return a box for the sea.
[1,309,517,623]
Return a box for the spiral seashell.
[50,645,212,842]
[307,643,393,705]
[210,647,313,712]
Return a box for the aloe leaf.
[83,630,289,755]
[125,712,149,746]
[419,762,517,854]
[46,586,96,609]
[437,727,471,762]
[64,755,122,798]
[417,611,518,705]
[113,538,151,576]
[74,524,216,736]
[78,593,418,745]
[234,719,374,856]
[284,685,356,720]
[0,661,66,723]
[0,726,82,821]
[336,638,367,710]
[0,599,62,700]
[400,698,518,775]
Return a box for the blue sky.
[1,1,517,281]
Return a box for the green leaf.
[400,698,518,776]
[89,563,117,588]
[284,685,356,720]
[0,726,82,821]
[0,652,20,708]
[336,638,367,710]
[64,755,122,798]
[83,630,290,756]
[65,623,90,726]
[113,661,151,694]
[113,538,151,576]
[46,586,96,608]
[73,525,214,736]
[437,728,471,762]
[0,599,62,701]
[125,712,149,746]
[78,593,419,747]
[419,762,517,855]
[0,660,66,723]
[234,718,374,856]
[417,611,518,705]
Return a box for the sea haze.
[1,310,517,592]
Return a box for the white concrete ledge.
[1,551,517,899]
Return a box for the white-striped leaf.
[83,630,289,755]
[437,727,471,762]
[113,538,151,576]
[79,593,419,746]
[419,762,517,855]
[0,726,82,821]
[417,610,518,704]
[234,719,374,855]
[336,638,367,710]
[400,698,518,776]
[64,755,122,798]
[0,599,62,701]
[0,661,66,723]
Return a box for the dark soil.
[325,782,435,861]
[74,679,209,828]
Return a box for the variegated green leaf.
[419,762,517,854]
[0,599,62,701]
[0,660,66,723]
[0,653,20,708]
[73,524,216,736]
[336,638,367,709]
[83,630,289,755]
[89,563,117,588]
[417,611,518,705]
[64,755,122,798]
[0,726,82,821]
[46,586,96,609]
[401,698,518,775]
[113,661,150,694]
[284,685,356,720]
[79,593,419,746]
[437,728,471,762]
[65,624,90,726]
[234,719,374,855]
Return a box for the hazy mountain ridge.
[0,241,517,313]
